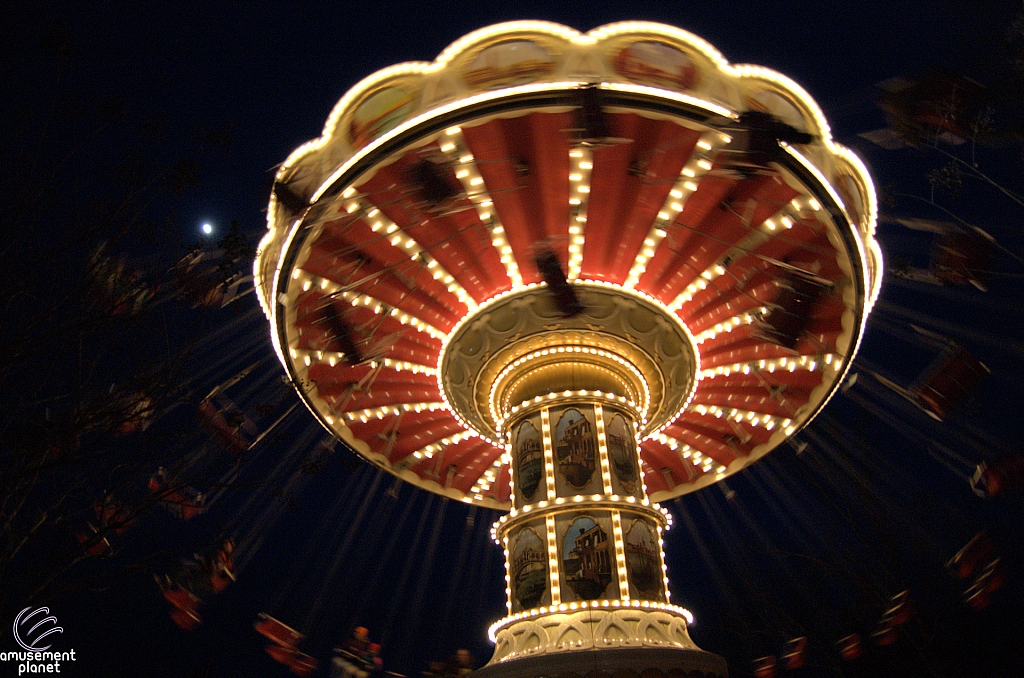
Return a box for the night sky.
[3,2,1024,677]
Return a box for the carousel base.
[474,647,728,678]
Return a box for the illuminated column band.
[492,396,693,661]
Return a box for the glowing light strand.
[444,127,523,287]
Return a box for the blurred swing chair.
[947,532,1007,610]
[197,362,261,455]
[75,493,134,556]
[713,109,816,178]
[752,635,807,677]
[860,72,989,149]
[255,614,319,676]
[864,337,989,422]
[86,243,158,317]
[971,453,1024,498]
[781,636,807,669]
[172,247,254,309]
[837,633,863,661]
[752,655,777,678]
[911,343,989,421]
[887,217,994,292]
[753,267,831,350]
[157,539,235,631]
[147,468,206,521]
[563,84,633,148]
[75,522,112,557]
[534,247,584,318]
[871,590,912,647]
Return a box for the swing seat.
[782,637,807,669]
[163,587,201,614]
[76,525,111,556]
[165,490,204,520]
[752,655,776,678]
[932,231,992,289]
[256,614,304,648]
[872,624,898,646]
[757,270,827,349]
[534,249,584,318]
[266,645,318,676]
[199,397,255,454]
[170,607,202,631]
[972,455,1024,497]
[837,633,862,660]
[177,499,206,521]
[948,532,994,579]
[882,590,911,626]
[965,559,1006,610]
[210,571,233,593]
[95,501,133,534]
[149,476,206,520]
[912,344,988,421]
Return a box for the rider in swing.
[332,626,382,678]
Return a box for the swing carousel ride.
[255,21,881,677]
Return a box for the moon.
[202,223,213,235]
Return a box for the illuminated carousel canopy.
[256,21,881,512]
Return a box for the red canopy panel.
[671,175,800,279]
[683,278,776,335]
[304,220,469,330]
[355,150,512,302]
[387,419,469,464]
[699,329,843,368]
[691,383,812,418]
[639,439,705,492]
[294,296,441,366]
[700,370,824,391]
[581,115,699,283]
[671,413,765,456]
[463,113,573,283]
[315,381,442,413]
[346,410,454,443]
[636,174,739,302]
[403,438,505,495]
[660,421,739,464]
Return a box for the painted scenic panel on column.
[510,525,549,612]
[624,518,665,601]
[560,515,613,601]
[552,406,599,495]
[605,411,641,497]
[513,416,543,506]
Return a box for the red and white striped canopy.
[256,22,880,509]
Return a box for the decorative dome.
[256,21,880,509]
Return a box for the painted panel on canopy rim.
[462,40,557,89]
[348,85,419,150]
[613,41,699,91]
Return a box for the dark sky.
[3,1,1024,677]
[5,0,1016,237]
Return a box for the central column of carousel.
[480,394,728,678]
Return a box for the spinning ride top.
[256,21,881,678]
